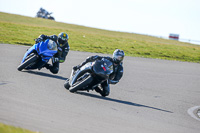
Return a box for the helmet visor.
[58,38,67,45]
[113,55,124,63]
[116,56,124,62]
[61,36,68,41]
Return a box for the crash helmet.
[112,49,125,64]
[58,32,69,47]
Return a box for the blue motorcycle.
[17,39,58,71]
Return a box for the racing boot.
[44,63,51,69]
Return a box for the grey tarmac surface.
[0,44,200,133]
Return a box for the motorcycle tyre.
[64,79,70,90]
[17,54,38,71]
[69,75,93,93]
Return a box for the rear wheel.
[17,54,38,71]
[48,17,55,20]
[69,74,93,93]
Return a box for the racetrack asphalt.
[0,44,200,133]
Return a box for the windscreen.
[47,40,57,50]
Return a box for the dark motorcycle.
[36,11,55,20]
[46,13,55,20]
[64,58,114,93]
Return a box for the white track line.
[187,106,200,122]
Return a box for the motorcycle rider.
[73,49,124,97]
[36,32,70,74]
[37,8,46,18]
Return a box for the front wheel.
[64,79,70,90]
[69,75,93,93]
[17,54,38,71]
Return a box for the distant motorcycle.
[46,12,55,20]
[17,39,57,71]
[36,11,55,20]
[64,58,114,93]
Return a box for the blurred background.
[0,0,200,45]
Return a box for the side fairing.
[21,44,37,63]
[69,62,92,86]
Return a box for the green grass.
[0,123,39,133]
[0,12,200,63]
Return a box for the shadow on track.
[76,92,173,113]
[23,70,67,80]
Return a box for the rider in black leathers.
[36,32,70,74]
[73,49,125,97]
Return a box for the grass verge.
[0,123,39,133]
[0,12,200,63]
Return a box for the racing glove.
[108,79,119,84]
[52,57,59,63]
[35,37,43,43]
[73,65,81,71]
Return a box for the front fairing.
[21,39,57,65]
[38,39,57,61]
[68,60,113,90]
[69,62,93,86]
[92,59,114,79]
[21,44,37,63]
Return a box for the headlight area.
[47,40,57,50]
